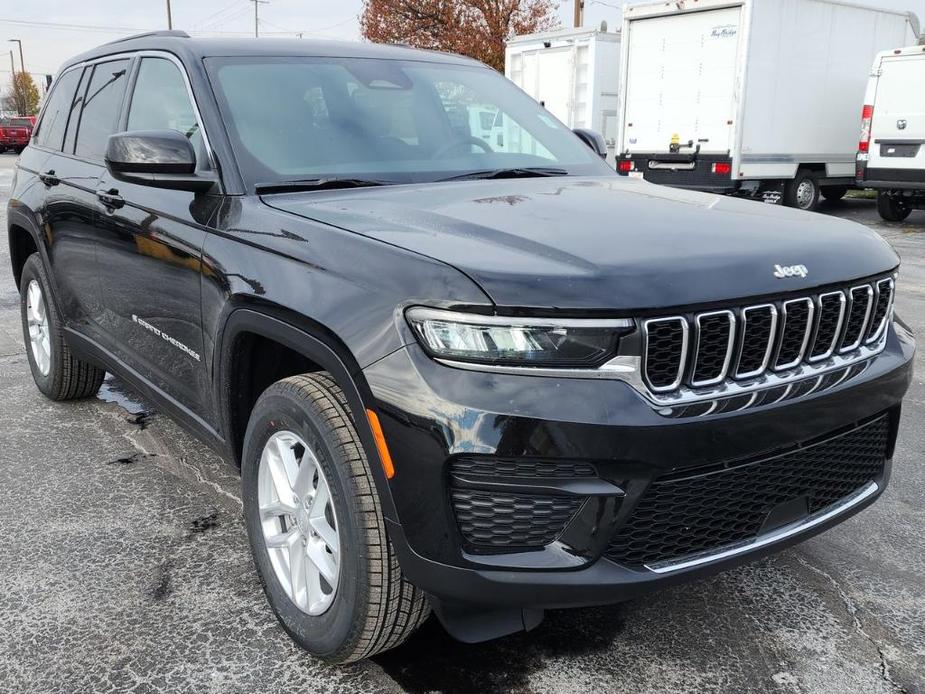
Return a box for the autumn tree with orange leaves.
[360,0,559,71]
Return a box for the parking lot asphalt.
[0,151,922,694]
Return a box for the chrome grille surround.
[637,275,895,406]
[840,285,874,353]
[735,304,778,379]
[808,291,847,363]
[773,298,815,371]
[690,310,736,388]
[641,317,689,393]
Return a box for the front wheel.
[877,191,912,222]
[19,253,105,400]
[241,373,429,663]
[784,170,821,211]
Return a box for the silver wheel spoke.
[257,430,341,616]
[307,537,338,584]
[288,538,308,609]
[25,280,51,377]
[310,515,338,554]
[265,527,298,549]
[292,448,318,498]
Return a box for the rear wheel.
[242,373,429,663]
[877,191,912,222]
[821,186,849,202]
[19,253,105,400]
[784,170,821,211]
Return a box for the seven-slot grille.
[642,277,894,394]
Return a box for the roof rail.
[103,30,190,46]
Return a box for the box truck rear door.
[869,55,925,174]
[623,7,742,155]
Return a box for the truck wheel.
[877,192,912,222]
[784,170,821,211]
[822,186,848,202]
[241,373,430,663]
[19,253,106,400]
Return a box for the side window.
[74,59,130,161]
[63,68,91,154]
[127,58,205,167]
[31,68,82,151]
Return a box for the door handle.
[96,188,125,210]
[39,170,60,187]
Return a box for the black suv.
[8,32,915,663]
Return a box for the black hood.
[264,177,899,312]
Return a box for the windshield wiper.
[438,167,569,182]
[256,178,390,194]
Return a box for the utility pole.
[9,50,23,116]
[573,0,584,27]
[8,38,24,74]
[249,0,269,38]
[166,0,173,29]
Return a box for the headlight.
[406,307,633,368]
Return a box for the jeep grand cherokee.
[7,32,914,663]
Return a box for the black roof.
[61,31,481,72]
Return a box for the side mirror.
[105,130,216,193]
[573,128,608,160]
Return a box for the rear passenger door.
[93,54,215,424]
[30,59,132,338]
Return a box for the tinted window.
[74,59,130,160]
[63,67,91,154]
[32,68,81,150]
[127,58,205,166]
[206,57,609,187]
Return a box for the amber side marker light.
[366,409,395,479]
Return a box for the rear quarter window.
[32,68,82,150]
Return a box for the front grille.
[605,415,890,569]
[642,276,894,394]
[451,489,584,550]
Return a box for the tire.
[877,191,912,222]
[242,373,429,663]
[784,170,821,211]
[19,253,105,400]
[821,186,848,202]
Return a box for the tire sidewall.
[877,192,911,222]
[19,255,62,398]
[241,387,367,659]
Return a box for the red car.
[0,116,33,153]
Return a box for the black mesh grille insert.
[645,319,686,390]
[866,281,893,342]
[841,287,872,349]
[451,490,584,550]
[692,313,732,384]
[451,459,596,479]
[604,415,889,569]
[736,307,774,377]
[810,293,844,359]
[775,300,812,368]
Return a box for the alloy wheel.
[258,430,340,616]
[26,280,51,376]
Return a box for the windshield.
[205,56,612,189]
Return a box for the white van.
[616,0,919,211]
[858,43,925,221]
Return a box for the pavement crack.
[795,554,907,693]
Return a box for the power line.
[0,18,141,33]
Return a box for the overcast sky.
[2,0,924,86]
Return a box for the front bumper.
[364,320,914,615]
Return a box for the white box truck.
[857,40,925,221]
[506,26,622,164]
[616,0,919,210]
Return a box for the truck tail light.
[617,160,634,174]
[859,105,874,153]
[712,162,732,175]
